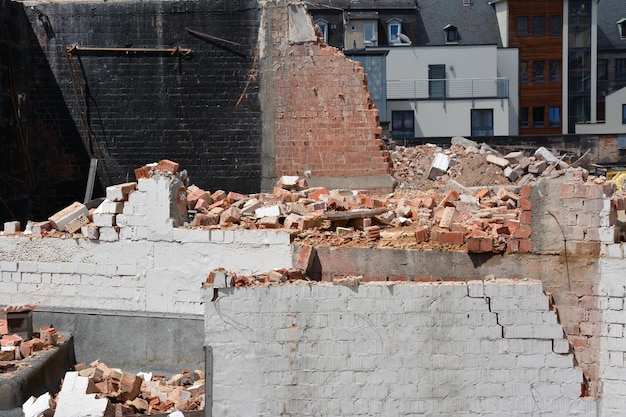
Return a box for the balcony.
[387,77,509,100]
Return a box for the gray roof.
[304,0,417,10]
[414,0,502,46]
[598,0,626,50]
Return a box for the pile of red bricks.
[61,360,205,415]
[0,326,59,361]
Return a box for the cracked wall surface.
[205,280,596,416]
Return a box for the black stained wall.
[1,0,262,226]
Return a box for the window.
[533,16,545,36]
[618,18,626,40]
[363,21,376,44]
[533,107,545,128]
[598,59,608,81]
[314,19,329,44]
[429,64,446,99]
[471,109,494,136]
[623,104,626,124]
[549,15,561,36]
[520,61,528,83]
[549,60,561,82]
[387,18,402,44]
[444,24,458,43]
[617,59,626,81]
[516,16,529,36]
[549,107,561,127]
[520,107,529,129]
[533,61,545,83]
[391,111,414,138]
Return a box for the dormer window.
[314,19,329,44]
[444,24,459,44]
[387,18,402,44]
[618,18,626,40]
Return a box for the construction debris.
[26,361,205,416]
[3,139,625,255]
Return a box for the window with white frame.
[363,21,376,45]
[444,24,459,43]
[314,19,329,44]
[387,18,402,44]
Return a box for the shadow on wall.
[0,0,95,228]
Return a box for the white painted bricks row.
[205,280,592,417]
[599,258,626,416]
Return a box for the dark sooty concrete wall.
[1,0,94,227]
[1,0,262,226]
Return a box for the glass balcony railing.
[387,77,509,100]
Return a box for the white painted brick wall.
[205,280,596,417]
[599,257,626,417]
[0,176,294,315]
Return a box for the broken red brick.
[519,197,532,211]
[512,225,532,239]
[294,245,316,271]
[520,185,531,198]
[474,189,490,199]
[414,226,429,243]
[467,237,493,253]
[365,225,380,241]
[519,239,532,253]
[437,231,464,245]
[506,238,520,253]
[134,165,151,180]
[307,187,329,200]
[156,159,179,174]
[519,211,532,225]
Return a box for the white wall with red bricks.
[205,280,596,417]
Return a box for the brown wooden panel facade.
[509,1,564,135]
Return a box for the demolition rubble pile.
[24,361,204,416]
[1,139,613,254]
[0,305,60,366]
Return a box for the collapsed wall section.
[259,1,394,191]
[205,280,595,417]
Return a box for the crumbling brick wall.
[205,280,596,416]
[259,1,393,191]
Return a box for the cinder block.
[92,213,116,227]
[48,202,88,232]
[3,221,20,234]
[106,182,137,202]
[96,199,124,214]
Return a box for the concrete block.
[22,392,51,417]
[3,221,20,234]
[66,214,90,234]
[486,154,510,168]
[428,152,449,180]
[92,213,116,227]
[98,227,120,242]
[255,205,281,218]
[106,182,137,202]
[48,202,88,232]
[96,199,124,214]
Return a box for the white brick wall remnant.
[599,258,626,417]
[205,279,597,417]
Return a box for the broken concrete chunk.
[428,153,449,180]
[48,202,89,232]
[255,204,281,218]
[450,136,479,149]
[22,392,51,417]
[534,146,559,163]
[486,154,510,169]
[206,268,235,289]
[504,151,524,164]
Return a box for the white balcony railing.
[387,77,509,100]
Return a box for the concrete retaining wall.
[204,280,596,416]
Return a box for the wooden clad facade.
[508,1,564,135]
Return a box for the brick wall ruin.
[258,1,394,191]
